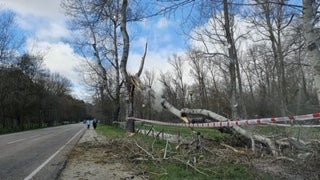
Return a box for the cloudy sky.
[0,0,189,101]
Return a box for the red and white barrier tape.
[127,112,320,128]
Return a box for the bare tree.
[186,0,248,119]
[16,54,44,81]
[248,0,299,115]
[206,56,229,115]
[62,0,125,124]
[142,70,156,119]
[46,73,72,96]
[241,44,276,116]
[168,54,187,108]
[62,0,148,130]
[119,0,148,132]
[0,9,24,65]
[187,50,209,109]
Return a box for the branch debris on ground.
[59,127,320,180]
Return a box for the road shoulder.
[58,129,143,180]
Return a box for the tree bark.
[223,0,239,119]
[119,0,134,132]
[303,0,320,104]
[119,0,148,132]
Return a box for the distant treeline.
[0,54,89,134]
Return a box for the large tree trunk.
[303,0,320,104]
[119,0,147,133]
[223,0,239,119]
[113,18,121,124]
[119,0,134,133]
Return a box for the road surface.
[0,123,85,180]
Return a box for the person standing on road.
[86,119,91,129]
[93,118,97,130]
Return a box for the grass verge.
[96,124,127,138]
[96,124,263,180]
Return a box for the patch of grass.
[96,124,127,138]
[210,163,257,180]
[194,127,231,140]
[129,130,257,179]
[139,160,257,180]
[141,161,209,180]
[97,124,265,180]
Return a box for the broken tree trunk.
[132,77,278,155]
[303,0,320,104]
[181,108,277,155]
[119,0,148,133]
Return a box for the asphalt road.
[0,123,85,180]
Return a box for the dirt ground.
[58,129,145,180]
[59,128,320,180]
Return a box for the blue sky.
[0,0,190,101]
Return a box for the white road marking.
[7,134,46,145]
[30,135,41,139]
[7,138,27,144]
[24,128,84,180]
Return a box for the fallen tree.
[168,104,277,155]
[131,74,320,156]
[130,78,278,155]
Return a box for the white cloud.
[36,21,70,41]
[44,43,80,81]
[26,39,89,100]
[0,0,63,18]
[1,0,70,43]
[128,51,170,74]
[70,84,93,103]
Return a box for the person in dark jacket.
[93,119,97,129]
